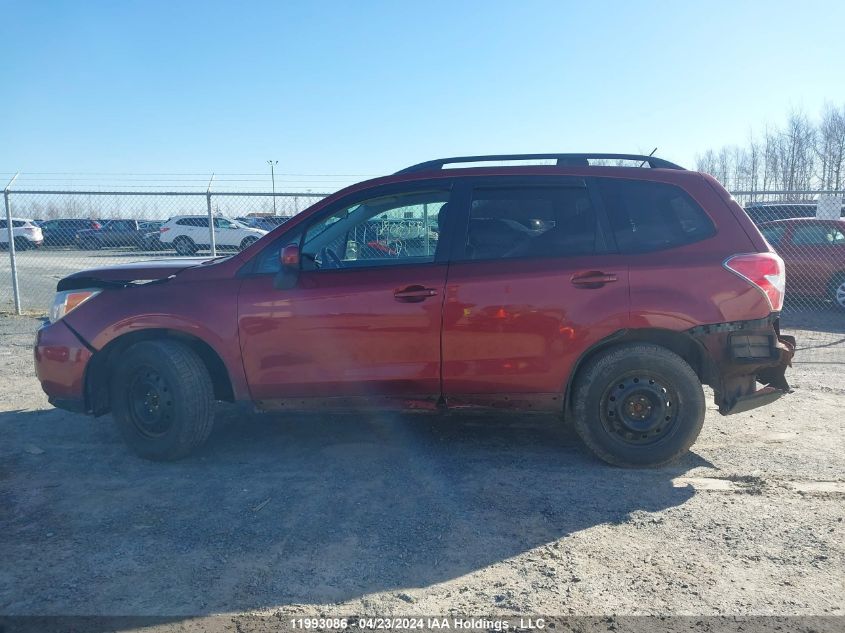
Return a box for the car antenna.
[639,147,658,168]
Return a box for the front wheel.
[829,274,845,311]
[239,236,258,251]
[572,343,705,468]
[110,340,215,461]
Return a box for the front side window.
[463,186,597,260]
[791,225,845,246]
[301,190,448,270]
[598,179,715,252]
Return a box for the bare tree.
[695,104,845,195]
[816,103,845,190]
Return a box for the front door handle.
[570,271,618,288]
[394,285,438,302]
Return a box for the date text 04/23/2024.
[289,618,547,631]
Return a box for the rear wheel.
[110,340,215,461]
[13,237,30,251]
[572,343,705,468]
[174,236,197,255]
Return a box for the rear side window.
[760,225,786,246]
[177,218,208,227]
[464,186,598,260]
[597,179,715,252]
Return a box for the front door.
[441,178,629,409]
[238,184,454,406]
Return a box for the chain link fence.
[2,186,843,364]
[1,189,328,314]
[727,190,845,364]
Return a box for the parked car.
[0,217,43,250]
[759,218,845,310]
[34,153,795,466]
[139,221,165,250]
[75,219,149,249]
[39,218,103,247]
[158,216,267,255]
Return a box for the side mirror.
[281,243,300,268]
[274,243,301,290]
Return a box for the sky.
[2,0,845,192]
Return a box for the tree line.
[695,103,845,194]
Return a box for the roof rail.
[395,153,684,174]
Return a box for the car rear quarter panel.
[627,174,773,329]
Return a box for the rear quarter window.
[597,179,715,253]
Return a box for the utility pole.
[267,160,278,215]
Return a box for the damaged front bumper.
[688,315,796,415]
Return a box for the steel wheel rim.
[127,366,173,438]
[836,282,845,308]
[600,372,679,445]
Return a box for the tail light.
[160,227,170,233]
[724,252,785,311]
[91,221,102,229]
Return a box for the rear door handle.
[394,285,438,302]
[570,271,618,288]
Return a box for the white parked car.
[0,217,44,250]
[158,216,267,255]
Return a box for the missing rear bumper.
[719,386,786,415]
[688,316,796,415]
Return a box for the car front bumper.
[34,320,92,413]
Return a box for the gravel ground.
[0,314,843,630]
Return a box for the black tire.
[13,237,30,251]
[829,273,845,312]
[239,236,258,251]
[174,236,197,256]
[572,343,705,468]
[110,340,215,461]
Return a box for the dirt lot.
[0,314,843,628]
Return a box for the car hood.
[56,257,212,291]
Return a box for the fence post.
[4,173,21,315]
[206,173,216,257]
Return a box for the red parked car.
[758,218,845,311]
[34,154,795,467]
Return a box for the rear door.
[441,177,629,409]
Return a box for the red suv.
[34,154,796,467]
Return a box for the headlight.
[48,288,101,323]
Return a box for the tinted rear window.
[464,186,598,260]
[597,179,715,252]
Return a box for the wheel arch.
[562,328,715,419]
[85,328,235,415]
